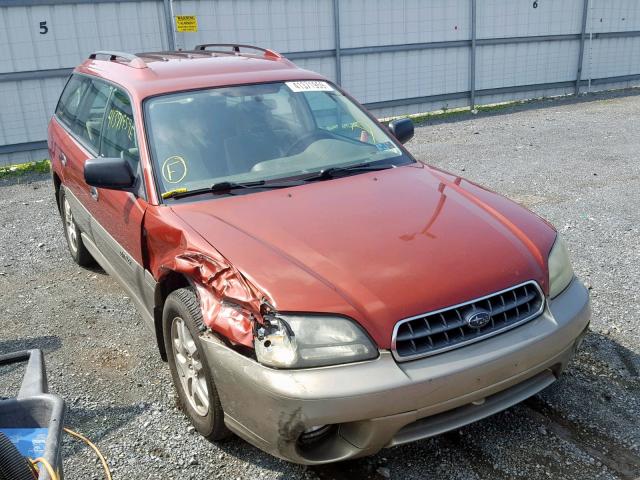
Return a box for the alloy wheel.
[63,196,78,254]
[171,317,210,416]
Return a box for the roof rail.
[88,51,148,69]
[193,43,282,60]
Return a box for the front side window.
[144,81,409,196]
[100,88,139,167]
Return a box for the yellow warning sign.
[175,15,198,32]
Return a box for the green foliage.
[387,98,532,126]
[0,159,50,178]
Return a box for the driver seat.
[223,99,283,174]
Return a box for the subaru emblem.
[466,309,491,328]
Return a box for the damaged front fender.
[169,252,265,347]
[144,208,272,348]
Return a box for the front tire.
[59,187,94,267]
[163,288,230,441]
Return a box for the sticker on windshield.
[375,141,395,152]
[286,81,334,93]
[162,155,188,184]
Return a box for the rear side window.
[101,88,139,166]
[56,75,112,152]
[55,75,89,130]
[74,79,112,151]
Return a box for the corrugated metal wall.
[1,0,640,166]
[0,0,169,164]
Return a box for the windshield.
[144,81,409,196]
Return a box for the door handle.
[58,151,67,167]
[90,186,99,201]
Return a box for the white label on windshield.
[286,81,334,92]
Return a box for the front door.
[84,86,153,322]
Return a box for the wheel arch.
[52,171,62,213]
[154,270,193,361]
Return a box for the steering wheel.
[284,130,334,156]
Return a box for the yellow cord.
[31,457,59,480]
[28,427,112,479]
[63,427,112,480]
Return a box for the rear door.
[53,75,111,233]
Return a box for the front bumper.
[200,278,591,464]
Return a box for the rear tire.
[163,288,231,442]
[59,187,95,267]
[0,432,35,480]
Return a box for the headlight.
[548,235,574,298]
[254,315,378,369]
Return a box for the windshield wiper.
[210,180,268,192]
[163,180,303,200]
[162,165,397,199]
[301,163,396,182]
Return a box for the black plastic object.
[0,432,35,480]
[0,350,65,480]
[388,118,415,144]
[193,43,282,59]
[84,156,135,190]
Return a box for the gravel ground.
[1,90,639,480]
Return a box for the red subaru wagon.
[48,45,590,464]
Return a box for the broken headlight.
[548,234,574,298]
[254,315,378,369]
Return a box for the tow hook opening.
[297,424,337,449]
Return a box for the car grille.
[392,282,544,361]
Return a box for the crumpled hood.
[171,164,556,349]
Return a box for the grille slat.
[393,282,544,361]
[488,289,536,316]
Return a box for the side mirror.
[388,118,414,144]
[84,157,135,191]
